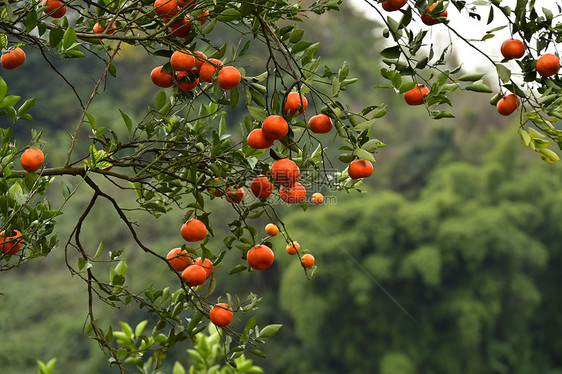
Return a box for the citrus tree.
[0,0,561,372]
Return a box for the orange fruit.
[42,0,66,18]
[171,50,197,72]
[177,0,197,9]
[247,244,274,270]
[150,66,173,88]
[20,148,44,172]
[381,0,407,11]
[225,187,245,203]
[93,21,116,35]
[247,128,274,149]
[262,115,288,140]
[0,230,23,255]
[199,58,223,82]
[210,303,233,327]
[536,53,560,78]
[1,48,26,70]
[250,175,274,199]
[265,223,279,236]
[421,3,448,25]
[166,248,191,271]
[198,9,209,24]
[181,264,207,286]
[279,182,306,204]
[348,159,373,179]
[500,39,525,60]
[193,51,207,72]
[403,85,429,105]
[496,94,520,116]
[308,114,333,134]
[180,218,207,242]
[153,0,180,17]
[283,91,308,116]
[218,66,241,90]
[175,71,198,92]
[169,16,193,38]
[301,253,315,268]
[311,192,324,205]
[286,241,300,255]
[192,257,213,279]
[270,158,300,187]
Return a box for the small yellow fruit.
[286,241,300,255]
[311,192,324,205]
[265,223,279,236]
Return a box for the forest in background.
[2,2,562,374]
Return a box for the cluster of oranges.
[150,49,241,92]
[264,223,315,269]
[382,2,560,118]
[0,149,46,257]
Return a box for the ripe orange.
[308,114,333,134]
[181,264,207,286]
[180,218,207,242]
[93,21,116,35]
[193,51,207,72]
[311,192,324,205]
[171,50,196,72]
[198,9,209,24]
[225,187,245,203]
[280,182,307,204]
[42,0,66,18]
[250,175,274,199]
[496,94,520,116]
[247,128,274,149]
[348,159,373,179]
[175,71,198,92]
[199,58,223,82]
[270,158,300,187]
[283,92,308,116]
[0,230,23,255]
[210,303,233,327]
[218,66,241,90]
[192,257,213,279]
[166,248,191,271]
[169,16,193,38]
[403,85,429,105]
[20,148,44,172]
[536,53,560,78]
[1,48,26,70]
[265,223,279,236]
[150,66,173,88]
[500,39,525,60]
[301,253,315,268]
[381,0,407,11]
[421,3,448,25]
[262,115,288,140]
[177,0,197,9]
[247,244,275,270]
[286,241,300,255]
[153,0,180,17]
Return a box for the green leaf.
[433,111,455,119]
[229,264,247,274]
[249,349,266,358]
[217,8,240,22]
[291,41,313,54]
[63,27,77,49]
[202,18,217,35]
[18,98,36,116]
[496,64,511,83]
[0,77,8,101]
[361,139,384,152]
[108,64,117,77]
[259,324,282,338]
[119,109,133,135]
[353,119,376,132]
[115,259,128,275]
[49,27,64,48]
[380,45,401,59]
[64,50,85,58]
[465,81,493,93]
[173,362,186,374]
[354,148,376,163]
[154,91,166,110]
[248,106,267,121]
[0,95,21,109]
[458,73,486,82]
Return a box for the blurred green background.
[1,3,562,374]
